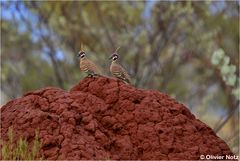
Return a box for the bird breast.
[80,58,89,72]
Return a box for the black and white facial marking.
[78,51,85,58]
[111,53,118,61]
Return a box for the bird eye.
[81,53,85,58]
[113,55,117,60]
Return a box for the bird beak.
[109,55,113,60]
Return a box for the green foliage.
[1,127,42,160]
[211,49,225,65]
[211,49,239,100]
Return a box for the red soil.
[1,76,234,160]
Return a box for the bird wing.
[85,59,102,74]
[111,63,131,82]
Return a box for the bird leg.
[87,73,100,78]
[87,74,94,78]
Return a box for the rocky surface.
[1,76,234,160]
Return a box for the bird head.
[77,43,86,58]
[77,51,85,58]
[109,47,120,61]
[109,53,119,61]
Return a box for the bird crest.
[80,43,85,52]
[115,46,120,53]
[78,43,86,58]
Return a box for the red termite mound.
[1,76,234,160]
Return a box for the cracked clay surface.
[1,76,234,160]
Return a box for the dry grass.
[1,127,42,160]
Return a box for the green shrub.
[1,127,42,160]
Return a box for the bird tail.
[125,78,131,84]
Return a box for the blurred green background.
[1,1,239,155]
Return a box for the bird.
[109,47,131,84]
[77,45,102,77]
